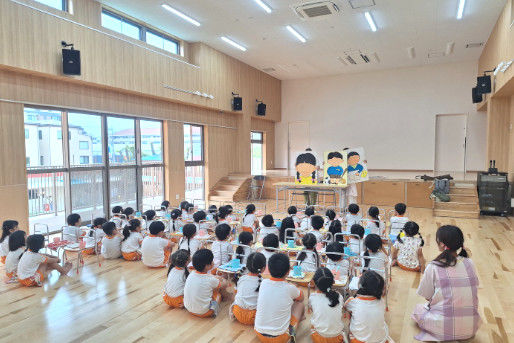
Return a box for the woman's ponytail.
[458,247,468,258]
[433,225,466,268]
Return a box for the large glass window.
[146,31,179,55]
[251,131,264,175]
[70,170,104,222]
[107,117,136,165]
[101,10,141,40]
[68,112,103,166]
[140,120,164,210]
[34,0,67,11]
[184,124,204,201]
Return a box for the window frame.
[184,124,205,201]
[34,0,68,12]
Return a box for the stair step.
[450,187,476,195]
[210,190,236,198]
[209,195,234,202]
[448,194,478,203]
[435,202,479,211]
[216,184,241,191]
[227,174,250,181]
[434,209,480,219]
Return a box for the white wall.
[276,61,487,172]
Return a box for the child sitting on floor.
[324,209,337,229]
[122,207,135,225]
[296,233,320,273]
[5,230,26,281]
[121,219,143,261]
[163,249,190,308]
[0,220,19,264]
[143,210,157,230]
[254,253,305,342]
[261,233,279,263]
[62,213,83,243]
[231,252,266,325]
[101,222,122,259]
[309,267,345,342]
[141,221,174,268]
[390,203,408,237]
[193,210,210,235]
[110,206,124,229]
[309,215,324,243]
[259,214,279,242]
[366,206,385,236]
[345,270,390,343]
[183,249,231,318]
[329,219,344,243]
[84,217,107,255]
[349,224,365,255]
[242,204,259,233]
[215,206,230,224]
[168,209,183,235]
[18,234,72,287]
[212,223,234,269]
[325,241,350,279]
[363,234,388,278]
[235,231,254,264]
[300,206,315,232]
[287,206,300,227]
[178,223,203,256]
[392,221,425,272]
[278,217,296,244]
[207,205,217,221]
[346,204,362,231]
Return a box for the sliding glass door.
[184,124,205,202]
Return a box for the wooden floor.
[1,203,513,343]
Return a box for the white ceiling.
[98,0,507,80]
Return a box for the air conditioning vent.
[293,1,340,20]
[348,0,375,9]
[262,67,276,73]
[466,42,484,48]
[338,51,379,65]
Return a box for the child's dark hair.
[364,234,383,268]
[144,210,156,221]
[208,205,217,214]
[311,215,324,230]
[67,213,81,226]
[215,206,230,223]
[149,221,165,235]
[261,214,274,227]
[279,216,295,243]
[329,220,343,242]
[122,219,141,241]
[268,253,291,278]
[179,201,189,211]
[236,231,253,262]
[305,206,315,217]
[433,225,468,267]
[297,233,319,268]
[242,252,266,291]
[26,234,45,253]
[102,221,117,236]
[186,203,195,212]
[170,209,182,232]
[93,217,107,228]
[394,203,406,215]
[0,220,18,243]
[313,267,340,307]
[325,209,336,221]
[245,204,256,218]
[112,206,123,214]
[225,204,233,214]
[263,233,279,251]
[215,223,231,241]
[397,221,424,246]
[192,248,214,272]
[161,200,170,210]
[368,206,380,228]
[8,230,26,252]
[181,224,197,253]
[295,153,317,182]
[350,224,365,239]
[348,204,359,215]
[123,207,134,217]
[357,270,384,299]
[287,206,297,215]
[193,211,206,223]
[326,241,344,261]
[327,151,343,160]
[167,249,190,279]
[347,151,360,160]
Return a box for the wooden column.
[486,97,511,172]
[163,121,185,206]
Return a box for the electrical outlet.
[176,194,179,200]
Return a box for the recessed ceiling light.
[161,4,201,26]
[221,36,247,51]
[407,47,416,59]
[364,11,377,32]
[456,0,466,19]
[286,25,307,43]
[252,0,272,13]
[445,42,455,55]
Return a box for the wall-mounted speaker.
[257,103,266,116]
[62,49,81,75]
[476,75,491,94]
[472,87,483,104]
[232,96,242,111]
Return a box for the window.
[251,131,264,175]
[40,156,44,165]
[69,112,102,167]
[39,131,43,140]
[140,120,163,163]
[26,157,30,166]
[34,0,67,11]
[57,130,62,139]
[184,124,204,201]
[107,117,136,165]
[79,156,89,164]
[79,141,89,150]
[101,9,180,55]
[25,129,29,139]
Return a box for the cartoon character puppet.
[326,151,345,184]
[295,152,317,184]
[347,151,364,176]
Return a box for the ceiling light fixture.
[221,36,247,51]
[161,4,201,26]
[445,42,455,55]
[252,0,272,13]
[456,0,466,20]
[364,11,377,32]
[407,47,416,59]
[286,25,306,43]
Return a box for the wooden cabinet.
[362,180,405,206]
[406,181,434,208]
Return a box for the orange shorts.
[350,334,388,343]
[232,305,256,325]
[311,331,344,343]
[242,226,254,233]
[83,247,96,255]
[163,294,184,308]
[190,289,221,318]
[19,270,44,287]
[1,256,6,264]
[398,262,420,272]
[122,251,142,261]
[255,316,298,343]
[6,270,16,280]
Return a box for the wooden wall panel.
[486,97,511,172]
[206,127,237,192]
[164,121,185,205]
[362,180,405,206]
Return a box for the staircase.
[434,182,480,219]
[209,174,250,203]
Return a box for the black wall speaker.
[232,96,242,111]
[472,87,483,104]
[257,103,266,116]
[62,49,81,75]
[476,75,491,94]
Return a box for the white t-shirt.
[17,250,47,280]
[0,236,10,258]
[101,236,122,259]
[5,247,24,275]
[110,216,124,229]
[366,220,385,236]
[326,259,350,278]
[141,236,170,267]
[296,250,318,272]
[242,213,257,228]
[394,236,423,269]
[290,215,300,226]
[261,249,275,264]
[121,232,143,253]
[236,246,253,264]
[390,216,409,236]
[259,227,279,242]
[345,296,389,343]
[300,217,312,231]
[178,237,202,256]
[234,274,260,310]
[212,240,233,266]
[84,228,105,249]
[169,219,183,233]
[62,226,83,243]
[346,214,362,230]
[183,271,220,315]
[254,278,302,336]
[164,267,187,298]
[349,237,364,255]
[365,251,388,278]
[309,292,344,337]
[309,230,323,243]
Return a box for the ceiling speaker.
[232,96,242,111]
[472,87,482,104]
[476,75,491,94]
[62,49,81,75]
[257,103,266,116]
